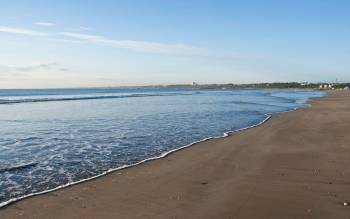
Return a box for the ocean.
[0,87,324,207]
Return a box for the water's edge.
[0,93,323,209]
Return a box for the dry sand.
[1,90,350,219]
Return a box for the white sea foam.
[0,114,272,208]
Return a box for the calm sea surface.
[0,88,324,206]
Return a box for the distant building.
[192,82,198,86]
[319,84,333,89]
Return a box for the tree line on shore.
[161,82,350,89]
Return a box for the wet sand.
[1,90,350,219]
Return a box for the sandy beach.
[1,90,349,219]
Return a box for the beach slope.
[1,91,349,218]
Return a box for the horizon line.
[0,81,348,90]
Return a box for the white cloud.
[59,32,207,56]
[0,26,204,56]
[0,25,241,59]
[34,22,56,27]
[0,26,49,36]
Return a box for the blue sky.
[0,0,349,88]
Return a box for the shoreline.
[0,106,275,209]
[2,90,350,218]
[0,90,320,208]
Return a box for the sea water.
[0,88,324,206]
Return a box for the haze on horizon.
[0,0,349,89]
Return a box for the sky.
[0,0,349,88]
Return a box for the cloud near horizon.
[0,62,64,74]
